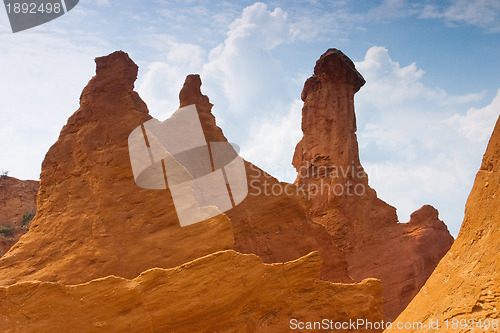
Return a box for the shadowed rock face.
[293,48,454,321]
[385,115,500,333]
[0,176,38,256]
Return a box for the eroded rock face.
[293,49,454,320]
[0,176,38,256]
[0,251,384,333]
[385,116,500,333]
[0,51,234,285]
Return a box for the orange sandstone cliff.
[0,176,38,256]
[385,115,500,333]
[293,49,454,320]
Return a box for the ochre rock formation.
[0,52,234,285]
[0,176,38,255]
[0,50,387,332]
[0,49,460,329]
[385,115,500,333]
[0,251,384,333]
[293,49,454,320]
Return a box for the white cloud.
[202,2,296,120]
[136,2,300,153]
[240,99,302,181]
[136,41,205,120]
[420,0,500,31]
[446,88,500,142]
[355,46,485,110]
[354,46,498,236]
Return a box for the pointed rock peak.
[408,204,450,230]
[179,74,213,114]
[92,51,138,91]
[302,48,365,100]
[178,74,225,143]
[95,50,138,79]
[480,115,500,172]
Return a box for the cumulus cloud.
[201,3,303,177]
[355,46,485,111]
[202,2,297,121]
[132,3,304,187]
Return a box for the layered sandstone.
[293,49,454,320]
[0,251,383,333]
[0,176,38,256]
[385,115,500,333]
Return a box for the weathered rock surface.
[293,49,454,320]
[0,51,234,285]
[0,176,38,256]
[385,115,500,333]
[0,251,384,333]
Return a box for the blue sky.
[1,0,499,236]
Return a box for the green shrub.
[0,225,14,238]
[22,210,36,228]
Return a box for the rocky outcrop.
[293,49,454,320]
[0,51,234,285]
[0,251,384,333]
[385,115,500,333]
[0,176,38,256]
